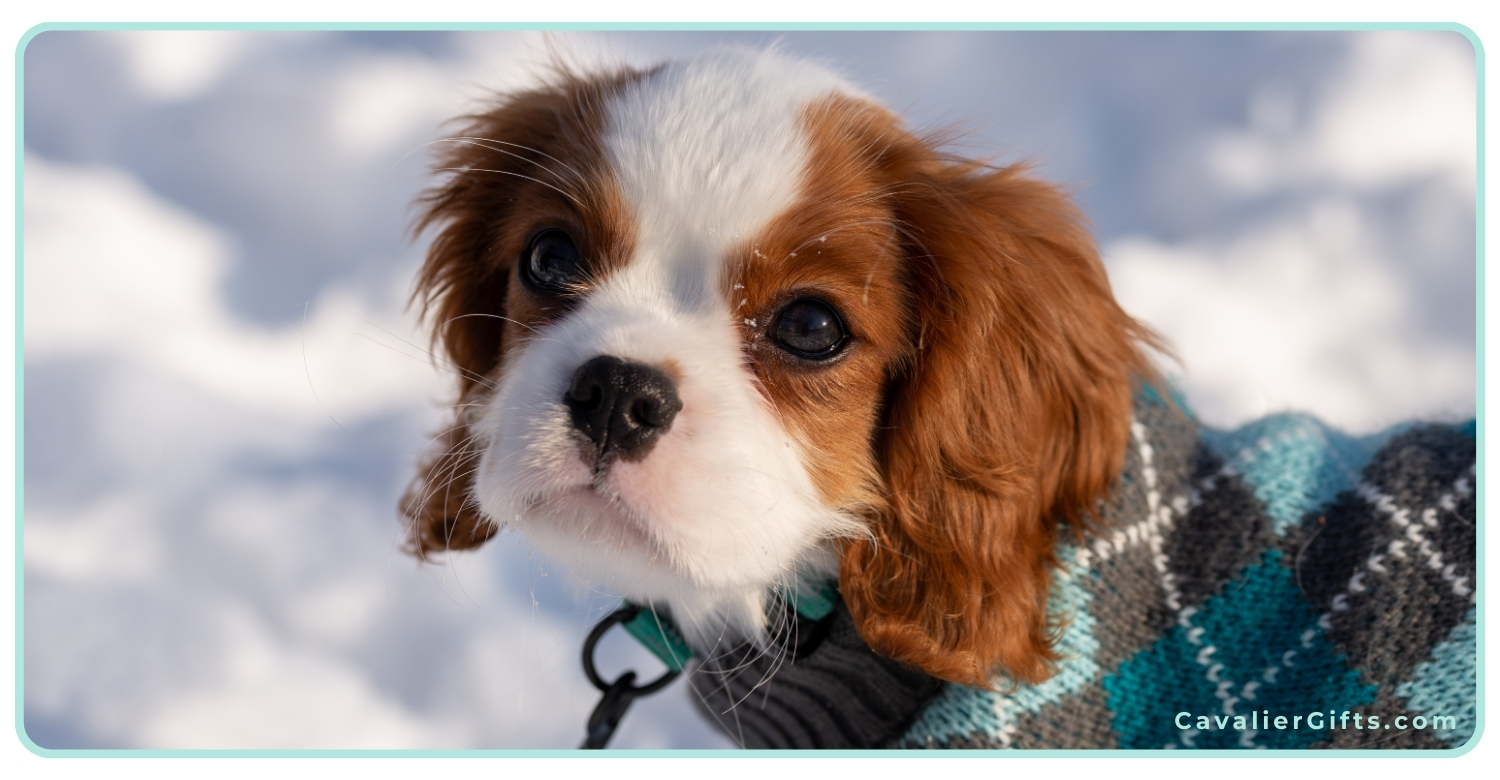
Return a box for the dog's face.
[404,48,1154,687]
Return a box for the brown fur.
[804,97,1162,688]
[722,101,914,519]
[403,66,1159,690]
[402,65,644,557]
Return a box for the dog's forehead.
[599,50,858,303]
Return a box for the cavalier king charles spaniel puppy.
[402,47,1158,691]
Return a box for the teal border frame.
[10,20,1486,759]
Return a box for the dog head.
[402,48,1156,688]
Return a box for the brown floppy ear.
[839,148,1160,688]
[400,69,640,558]
[398,103,522,558]
[401,419,494,558]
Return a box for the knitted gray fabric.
[689,600,942,748]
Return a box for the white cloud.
[433,618,599,747]
[324,33,631,161]
[137,605,451,749]
[1205,31,1475,196]
[202,482,350,570]
[24,155,448,424]
[1115,31,1475,435]
[1312,32,1476,191]
[287,578,387,646]
[451,31,633,99]
[111,31,257,103]
[1109,197,1474,434]
[326,53,458,159]
[24,156,232,351]
[25,492,164,584]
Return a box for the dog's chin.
[490,485,780,642]
[521,486,663,568]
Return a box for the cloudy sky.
[20,30,1476,750]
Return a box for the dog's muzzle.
[565,355,682,463]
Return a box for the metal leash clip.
[579,604,680,749]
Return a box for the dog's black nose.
[565,355,682,462]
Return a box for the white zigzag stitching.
[1351,465,1475,604]
[1117,420,1259,748]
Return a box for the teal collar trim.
[619,607,693,673]
[621,579,840,671]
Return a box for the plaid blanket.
[686,393,1477,749]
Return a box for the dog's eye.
[522,229,582,293]
[770,299,848,359]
